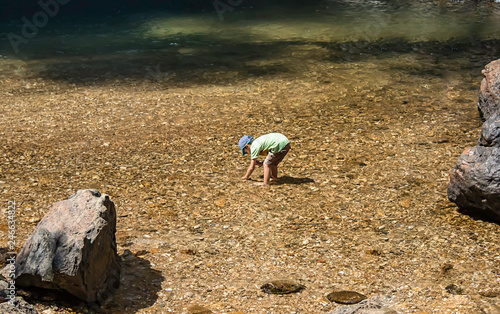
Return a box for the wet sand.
[1,41,500,313]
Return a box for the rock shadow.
[456,207,500,225]
[14,37,500,88]
[276,176,315,185]
[99,252,164,313]
[0,248,8,269]
[9,252,164,313]
[19,38,294,87]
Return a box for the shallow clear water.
[0,0,499,84]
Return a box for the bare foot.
[254,182,270,186]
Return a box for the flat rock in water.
[329,296,397,314]
[445,284,464,295]
[187,304,213,314]
[260,280,305,294]
[327,291,367,304]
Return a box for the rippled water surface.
[0,0,499,87]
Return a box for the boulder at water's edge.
[15,189,120,302]
[449,58,500,222]
[448,146,500,222]
[478,59,500,122]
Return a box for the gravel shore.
[1,43,500,313]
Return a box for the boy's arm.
[242,159,258,180]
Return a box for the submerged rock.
[187,304,213,314]
[328,296,397,314]
[260,280,305,294]
[445,284,464,295]
[15,189,120,302]
[327,290,367,304]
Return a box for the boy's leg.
[270,165,278,180]
[264,143,290,180]
[263,163,271,185]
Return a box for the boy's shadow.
[275,176,315,185]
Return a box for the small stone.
[134,250,149,257]
[121,249,134,262]
[441,263,453,275]
[445,284,464,295]
[329,296,397,314]
[187,304,213,314]
[260,280,305,294]
[16,288,34,300]
[367,249,381,256]
[327,290,367,304]
[479,290,500,298]
[181,249,196,255]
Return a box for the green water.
[0,0,499,84]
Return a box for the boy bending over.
[239,133,291,185]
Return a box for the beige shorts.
[264,143,291,166]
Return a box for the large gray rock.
[449,58,500,222]
[478,59,500,122]
[15,189,120,302]
[448,146,500,222]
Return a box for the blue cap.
[239,135,253,156]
